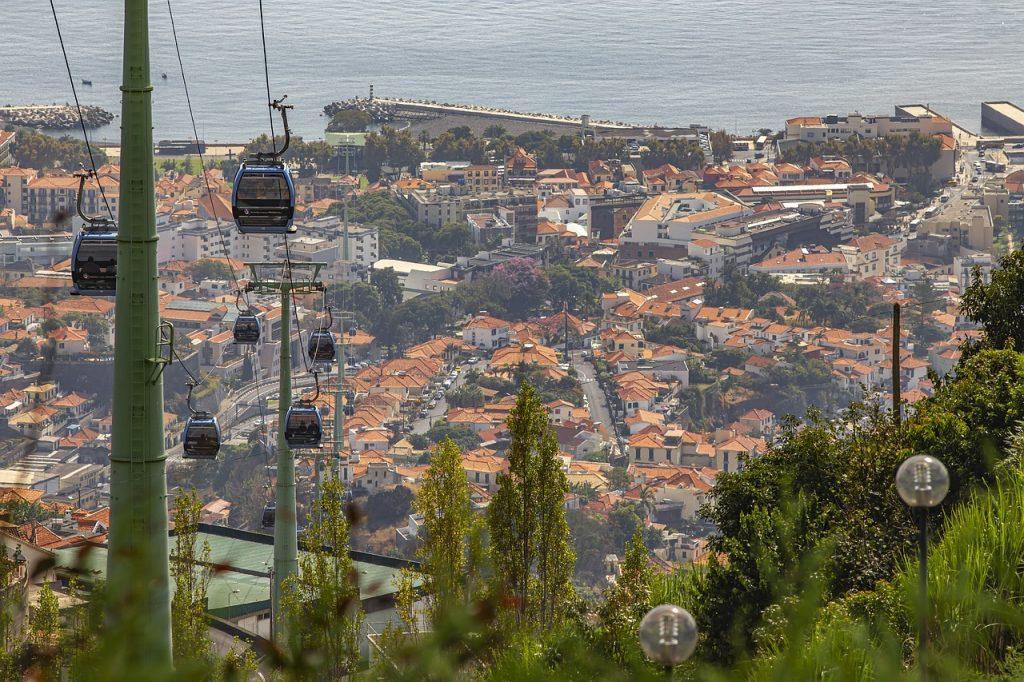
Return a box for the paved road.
[571,350,621,458]
[410,362,475,435]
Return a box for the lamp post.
[895,454,949,681]
[638,604,698,677]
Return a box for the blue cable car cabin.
[71,231,118,296]
[232,161,297,234]
[183,412,221,459]
[284,403,323,448]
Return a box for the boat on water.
[161,73,168,80]
[81,79,92,86]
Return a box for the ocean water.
[3,0,1024,142]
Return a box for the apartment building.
[784,112,954,143]
[619,192,753,252]
[835,233,903,279]
[25,173,120,225]
[0,131,13,167]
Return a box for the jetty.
[324,95,705,141]
[0,104,114,130]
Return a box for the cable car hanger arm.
[255,96,294,162]
[74,169,115,230]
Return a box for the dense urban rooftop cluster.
[0,98,1018,672]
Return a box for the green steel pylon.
[107,0,173,668]
[247,261,324,640]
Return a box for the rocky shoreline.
[0,104,114,130]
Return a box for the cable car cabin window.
[235,173,290,208]
[261,503,276,529]
[72,233,117,295]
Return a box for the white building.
[619,192,752,250]
[462,315,510,350]
[372,259,455,300]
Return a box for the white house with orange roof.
[686,238,726,278]
[749,246,850,279]
[462,314,510,350]
[737,409,776,437]
[692,307,755,347]
[714,434,764,473]
[461,453,508,491]
[836,233,903,280]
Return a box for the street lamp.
[638,604,697,675]
[895,454,949,681]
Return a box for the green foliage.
[414,437,485,619]
[706,265,890,329]
[362,126,425,181]
[960,249,1024,354]
[370,266,402,308]
[430,130,487,163]
[326,108,370,133]
[778,132,941,185]
[282,477,362,676]
[325,280,381,328]
[488,383,575,628]
[569,504,647,586]
[425,420,481,451]
[445,383,484,408]
[186,258,233,283]
[710,129,734,163]
[361,485,415,530]
[598,529,654,663]
[640,138,705,170]
[170,490,213,667]
[11,129,108,170]
[30,583,60,648]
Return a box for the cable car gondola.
[233,290,262,344]
[261,502,275,529]
[285,371,324,448]
[234,313,261,344]
[232,161,296,234]
[182,381,221,460]
[232,99,297,234]
[70,171,117,296]
[285,403,323,448]
[183,412,221,459]
[307,306,337,365]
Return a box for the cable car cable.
[48,0,115,223]
[258,0,277,150]
[165,0,252,311]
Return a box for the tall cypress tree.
[415,436,476,618]
[170,490,212,667]
[488,382,575,628]
[599,528,654,662]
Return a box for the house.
[737,409,776,436]
[462,315,511,350]
[836,233,902,280]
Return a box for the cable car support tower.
[246,261,324,636]
[107,0,173,667]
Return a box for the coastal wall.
[0,104,114,130]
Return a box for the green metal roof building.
[54,523,419,650]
